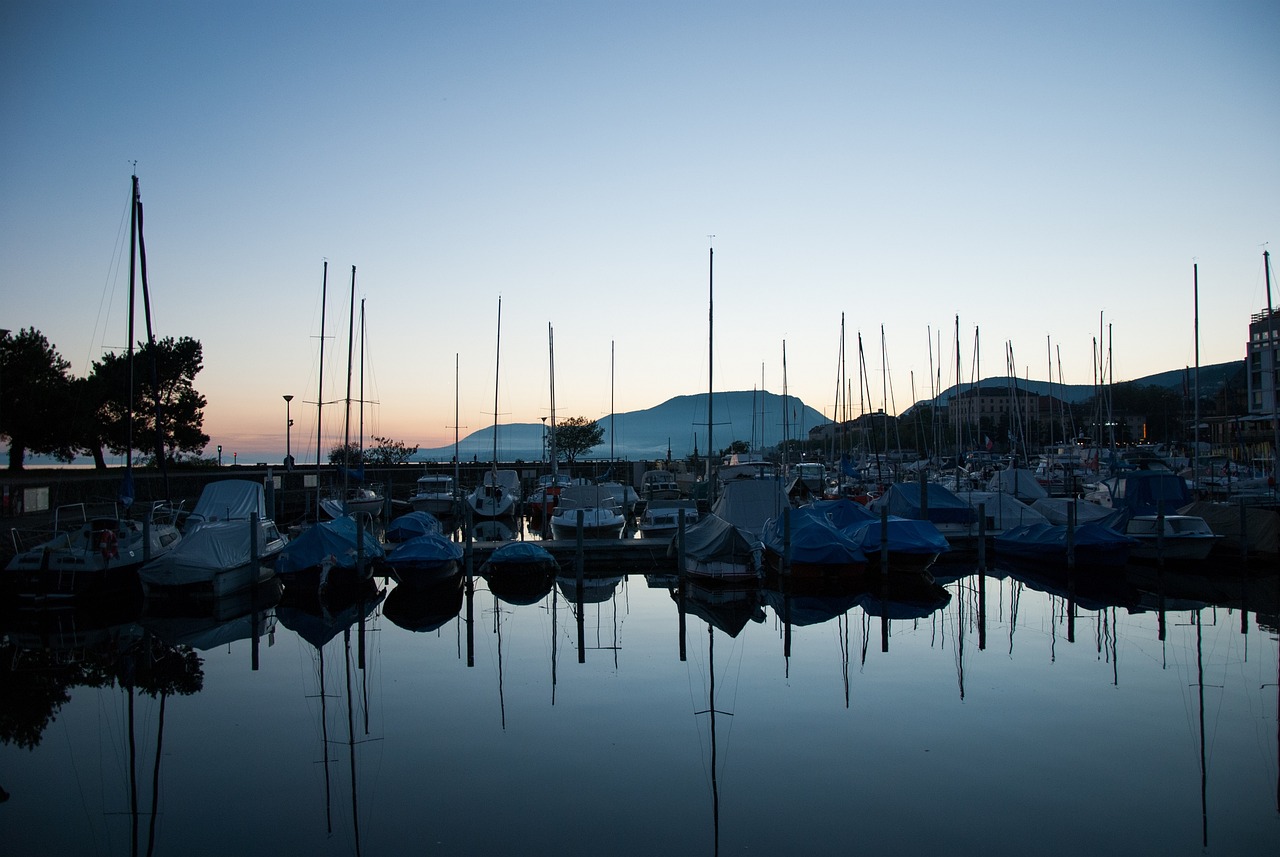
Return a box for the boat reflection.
[276,580,384,850]
[384,571,464,633]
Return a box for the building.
[1246,306,1279,417]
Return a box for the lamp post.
[217,444,222,466]
[283,395,294,471]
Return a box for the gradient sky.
[3,1,1276,463]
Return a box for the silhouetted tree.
[555,416,604,463]
[0,327,77,470]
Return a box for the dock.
[465,538,674,573]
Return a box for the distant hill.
[926,361,1243,407]
[414,363,1244,462]
[414,390,827,462]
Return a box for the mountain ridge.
[414,361,1243,462]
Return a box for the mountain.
[923,360,1242,407]
[413,361,1246,463]
[413,390,827,463]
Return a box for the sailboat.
[3,174,182,600]
[466,298,518,520]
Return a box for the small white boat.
[408,474,457,517]
[3,501,182,599]
[1125,514,1222,562]
[321,486,385,519]
[549,485,625,539]
[466,469,520,519]
[639,469,681,502]
[637,499,700,540]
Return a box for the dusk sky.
[3,1,1276,463]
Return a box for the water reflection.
[0,561,1276,855]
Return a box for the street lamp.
[283,395,294,471]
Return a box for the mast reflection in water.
[1,562,1277,856]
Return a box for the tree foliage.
[329,442,364,466]
[82,336,210,467]
[365,435,419,466]
[554,416,604,463]
[0,327,77,470]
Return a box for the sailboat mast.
[126,175,137,476]
[315,261,328,517]
[1264,249,1278,487]
[359,299,366,468]
[342,266,356,504]
[492,297,502,474]
[611,340,616,463]
[706,245,714,493]
[549,323,557,477]
[1193,264,1200,490]
[453,352,460,500]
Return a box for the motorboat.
[669,512,761,582]
[639,469,682,502]
[275,514,384,597]
[637,499,700,540]
[993,521,1138,568]
[384,533,463,584]
[408,473,458,517]
[1123,514,1222,563]
[549,485,625,540]
[3,500,182,599]
[320,485,385,519]
[760,504,867,575]
[139,480,287,599]
[385,510,443,543]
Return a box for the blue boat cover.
[486,541,556,566]
[276,516,385,575]
[761,506,867,565]
[386,533,463,568]
[808,498,877,529]
[994,521,1138,564]
[386,511,443,542]
[840,516,951,556]
[869,482,974,526]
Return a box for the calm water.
[2,560,1277,856]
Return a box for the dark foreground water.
[2,560,1277,857]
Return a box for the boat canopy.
[276,516,384,575]
[386,511,443,542]
[761,505,866,566]
[869,482,974,526]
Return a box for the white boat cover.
[711,478,790,537]
[140,521,259,585]
[960,491,1050,531]
[1030,498,1114,525]
[189,479,268,522]
[985,468,1049,500]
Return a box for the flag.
[984,436,993,451]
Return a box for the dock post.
[576,508,585,586]
[1239,498,1249,563]
[919,468,929,521]
[1156,500,1165,567]
[976,502,986,573]
[1066,500,1076,570]
[677,508,687,662]
[880,506,890,576]
[782,506,791,578]
[249,512,259,573]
